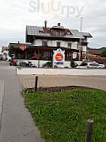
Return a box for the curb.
[0,80,4,130]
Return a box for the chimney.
[44,20,47,29]
[58,23,61,26]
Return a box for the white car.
[76,62,105,69]
[87,62,105,69]
[6,56,11,61]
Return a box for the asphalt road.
[0,61,44,142]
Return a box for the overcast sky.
[0,0,106,52]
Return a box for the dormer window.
[67,32,70,35]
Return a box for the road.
[0,61,44,142]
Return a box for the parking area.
[18,75,106,92]
[17,68,106,76]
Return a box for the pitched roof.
[1,47,9,52]
[88,50,102,55]
[9,43,31,48]
[81,32,93,38]
[26,26,44,36]
[26,26,90,39]
[70,30,84,38]
[87,55,106,64]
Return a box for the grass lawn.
[23,89,106,142]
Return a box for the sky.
[0,0,106,52]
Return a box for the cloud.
[0,0,106,51]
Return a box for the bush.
[101,49,106,57]
[43,62,52,68]
[71,60,78,68]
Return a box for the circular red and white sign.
[20,45,26,51]
[55,53,63,62]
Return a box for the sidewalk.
[0,61,44,142]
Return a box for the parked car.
[19,61,34,67]
[76,62,105,69]
[88,62,105,69]
[10,60,17,66]
[76,62,88,69]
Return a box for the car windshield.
[89,64,99,66]
[80,63,87,66]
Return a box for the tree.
[101,50,106,57]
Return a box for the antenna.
[80,17,83,32]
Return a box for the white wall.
[82,46,87,52]
[17,68,106,76]
[33,39,42,46]
[33,39,78,49]
[48,40,57,47]
[16,59,49,68]
[60,41,68,48]
[15,59,71,68]
[71,42,78,49]
[32,39,87,54]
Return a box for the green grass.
[23,89,106,142]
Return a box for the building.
[0,53,2,60]
[1,47,11,61]
[9,21,92,67]
[1,47,9,53]
[88,49,102,57]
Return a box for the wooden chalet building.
[9,21,92,67]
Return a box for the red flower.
[36,57,39,60]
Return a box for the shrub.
[71,60,78,68]
[101,49,106,57]
[45,62,52,67]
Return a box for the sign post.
[53,49,65,68]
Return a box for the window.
[59,32,62,36]
[56,31,58,36]
[57,42,61,47]
[80,63,87,66]
[89,64,99,66]
[42,41,47,46]
[68,43,71,48]
[51,29,53,35]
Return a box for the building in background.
[9,21,92,67]
[1,47,11,61]
[87,49,102,57]
[0,53,2,60]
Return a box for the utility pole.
[79,17,83,61]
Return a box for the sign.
[53,49,65,67]
[55,53,63,62]
[20,45,26,51]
